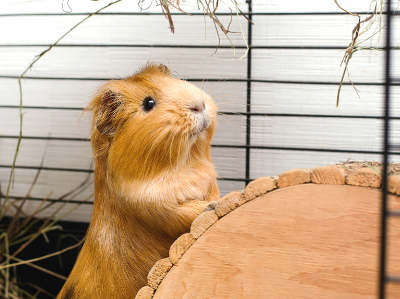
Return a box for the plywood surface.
[154,184,400,299]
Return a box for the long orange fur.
[57,64,219,298]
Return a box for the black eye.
[142,96,156,112]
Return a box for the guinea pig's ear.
[95,90,122,136]
[158,64,170,75]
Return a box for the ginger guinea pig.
[57,64,219,299]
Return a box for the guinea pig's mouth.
[191,113,210,136]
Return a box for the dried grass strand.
[0,239,84,271]
[334,0,384,106]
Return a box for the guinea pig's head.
[89,64,217,183]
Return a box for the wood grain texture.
[147,258,173,289]
[389,175,400,195]
[154,184,400,299]
[215,191,241,217]
[242,176,276,202]
[169,233,195,265]
[346,168,382,188]
[276,168,311,188]
[190,210,218,239]
[135,286,154,299]
[311,165,345,185]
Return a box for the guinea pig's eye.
[142,96,156,112]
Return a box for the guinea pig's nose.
[190,101,206,113]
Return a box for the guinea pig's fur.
[57,64,219,298]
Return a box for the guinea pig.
[57,64,220,299]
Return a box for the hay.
[334,0,391,106]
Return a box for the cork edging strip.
[135,162,399,299]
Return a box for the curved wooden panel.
[154,184,400,298]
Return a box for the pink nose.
[190,102,206,113]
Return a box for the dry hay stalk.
[334,0,385,106]
[156,0,250,47]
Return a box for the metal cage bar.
[379,0,398,298]
[245,0,252,185]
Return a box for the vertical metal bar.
[379,0,393,298]
[245,0,252,185]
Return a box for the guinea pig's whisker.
[180,134,190,163]
[193,139,200,154]
[168,132,176,169]
[142,131,163,169]
[176,134,183,163]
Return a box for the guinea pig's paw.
[204,201,217,211]
[176,193,188,205]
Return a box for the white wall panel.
[253,16,400,48]
[1,0,248,14]
[212,147,246,178]
[3,15,396,48]
[197,82,246,112]
[0,109,92,138]
[1,78,101,107]
[253,49,390,83]
[253,15,359,47]
[278,16,394,49]
[0,15,248,46]
[0,47,247,79]
[218,180,245,196]
[394,17,400,47]
[252,84,400,117]
[213,115,246,145]
[251,116,400,151]
[0,139,92,169]
[394,50,400,79]
[1,0,141,13]
[252,0,399,13]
